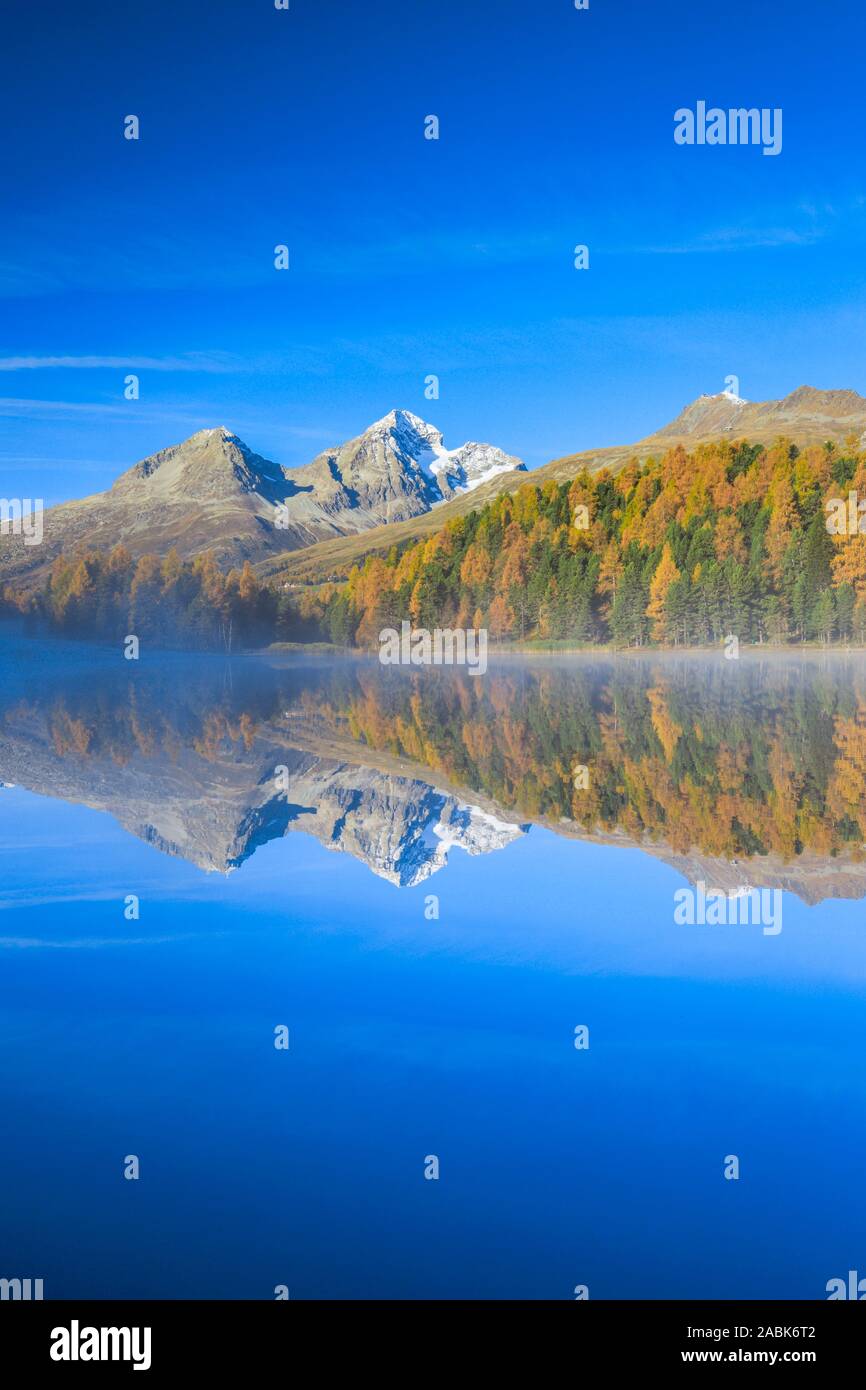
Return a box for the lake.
[0,638,864,1299]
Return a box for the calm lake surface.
[0,638,864,1299]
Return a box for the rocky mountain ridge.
[0,686,861,905]
[0,410,524,586]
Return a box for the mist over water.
[1,640,865,1298]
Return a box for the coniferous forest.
[5,435,866,650]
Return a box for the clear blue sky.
[2,0,865,504]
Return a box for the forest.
[0,547,278,650]
[4,434,866,650]
[300,434,866,649]
[8,660,866,868]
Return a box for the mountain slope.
[541,385,866,483]
[0,696,524,885]
[279,409,523,535]
[0,411,524,585]
[0,665,861,905]
[264,385,866,584]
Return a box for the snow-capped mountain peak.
[429,440,525,498]
[0,408,525,585]
[365,408,525,501]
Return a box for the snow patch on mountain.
[371,409,525,501]
[403,797,526,884]
[700,390,749,406]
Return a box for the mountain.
[5,384,865,591]
[0,410,524,586]
[264,385,866,585]
[280,410,523,527]
[647,385,866,449]
[0,657,862,905]
[535,385,866,486]
[0,693,525,884]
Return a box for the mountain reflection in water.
[2,645,866,903]
[3,640,866,1301]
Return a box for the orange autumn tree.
[646,543,681,641]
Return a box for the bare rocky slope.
[0,411,523,587]
[0,688,862,904]
[0,698,525,886]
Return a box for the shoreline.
[4,622,866,663]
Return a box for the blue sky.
[2,0,865,504]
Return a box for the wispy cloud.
[0,455,117,472]
[0,933,191,947]
[633,194,865,256]
[640,225,825,255]
[0,397,180,420]
[0,397,338,442]
[0,352,244,373]
[306,228,560,277]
